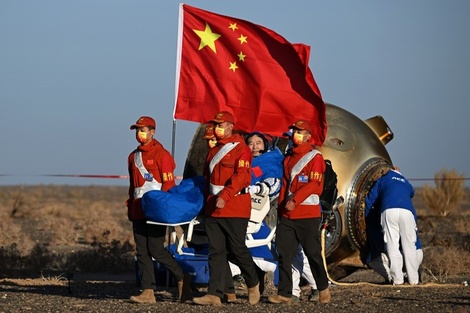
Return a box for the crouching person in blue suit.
[365,167,422,285]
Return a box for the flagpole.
[165,4,184,290]
[171,118,177,158]
[171,3,184,159]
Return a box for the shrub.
[0,239,135,277]
[0,243,25,276]
[421,169,467,216]
[65,234,135,273]
[421,246,470,283]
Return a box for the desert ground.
[0,185,469,312]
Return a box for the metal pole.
[166,119,177,289]
[171,119,177,157]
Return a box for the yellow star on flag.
[193,23,221,53]
[238,34,248,44]
[237,51,246,62]
[228,23,238,31]
[229,62,238,72]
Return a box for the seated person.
[246,132,283,197]
[229,132,284,294]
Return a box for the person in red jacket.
[203,124,217,149]
[193,111,260,306]
[268,120,331,305]
[127,116,190,304]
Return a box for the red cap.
[203,124,215,139]
[130,116,156,130]
[289,120,313,133]
[210,111,235,124]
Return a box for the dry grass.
[454,216,470,233]
[0,185,134,277]
[421,246,470,283]
[421,169,467,217]
[1,184,469,284]
[0,215,36,253]
[417,172,469,282]
[0,185,131,248]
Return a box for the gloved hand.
[249,185,260,195]
[256,182,269,196]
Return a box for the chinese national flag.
[174,4,326,145]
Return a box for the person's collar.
[218,133,241,144]
[292,142,314,155]
[138,139,158,151]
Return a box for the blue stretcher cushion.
[141,176,205,224]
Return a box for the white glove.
[248,185,260,196]
[257,182,269,196]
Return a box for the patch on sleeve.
[163,172,174,181]
[238,160,250,168]
[252,166,263,178]
[298,174,308,183]
[311,171,322,182]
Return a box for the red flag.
[174,4,326,145]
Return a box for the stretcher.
[146,192,276,255]
[143,190,277,286]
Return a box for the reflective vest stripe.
[210,184,224,196]
[209,142,239,195]
[209,142,239,173]
[133,150,162,199]
[288,150,320,205]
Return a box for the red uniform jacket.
[278,143,325,219]
[204,133,252,218]
[127,139,176,221]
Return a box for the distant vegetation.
[422,169,467,217]
[0,174,469,283]
[0,185,135,277]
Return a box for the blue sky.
[1,0,469,186]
